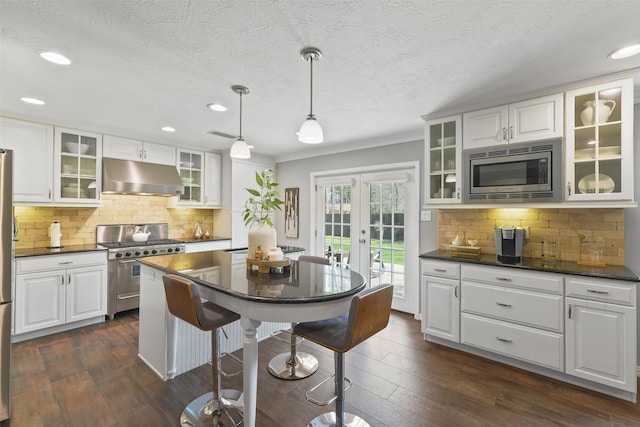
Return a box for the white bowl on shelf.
[436,136,455,146]
[181,177,194,184]
[63,141,90,154]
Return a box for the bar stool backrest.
[163,274,210,331]
[344,283,393,352]
[298,255,330,265]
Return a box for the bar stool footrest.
[304,374,352,407]
[271,328,305,345]
[219,352,243,377]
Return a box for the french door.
[312,164,419,314]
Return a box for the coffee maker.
[495,226,525,264]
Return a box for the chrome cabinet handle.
[496,277,512,282]
[434,268,447,272]
[496,302,512,308]
[568,304,573,319]
[454,285,458,298]
[59,261,73,265]
[567,182,572,196]
[587,289,609,295]
[60,275,64,285]
[496,337,512,343]
[509,126,513,139]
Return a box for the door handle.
[359,238,366,243]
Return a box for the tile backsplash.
[439,208,625,266]
[14,194,220,249]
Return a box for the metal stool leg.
[179,329,244,427]
[306,353,368,427]
[268,323,319,380]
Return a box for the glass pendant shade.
[230,137,251,159]
[298,115,323,144]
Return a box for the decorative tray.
[246,256,291,273]
[448,245,481,259]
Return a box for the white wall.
[274,140,439,255]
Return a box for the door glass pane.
[323,184,351,267]
[368,182,405,299]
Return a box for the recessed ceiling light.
[608,44,640,59]
[207,103,227,112]
[161,126,176,132]
[21,97,45,105]
[40,51,71,65]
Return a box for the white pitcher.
[580,99,616,126]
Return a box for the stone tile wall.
[438,208,625,266]
[14,194,218,249]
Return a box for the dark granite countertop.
[420,250,640,282]
[15,244,107,258]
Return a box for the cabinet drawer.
[16,251,107,274]
[421,259,460,279]
[462,282,563,332]
[566,277,636,306]
[461,265,563,294]
[461,313,564,371]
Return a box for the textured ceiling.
[1,1,640,162]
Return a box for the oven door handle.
[117,293,140,300]
[117,259,139,264]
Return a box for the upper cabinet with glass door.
[177,149,203,205]
[54,127,102,204]
[424,115,462,204]
[565,78,634,202]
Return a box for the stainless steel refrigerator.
[0,149,12,422]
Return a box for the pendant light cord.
[309,56,314,117]
[239,91,243,139]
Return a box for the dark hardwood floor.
[7,310,640,426]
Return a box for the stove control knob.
[115,253,123,258]
[143,250,150,255]
[167,248,174,253]
[135,251,141,256]
[125,252,132,257]
[174,247,182,253]
[151,249,158,255]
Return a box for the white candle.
[268,247,283,261]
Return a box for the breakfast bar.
[137,250,366,427]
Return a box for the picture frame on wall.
[285,187,299,238]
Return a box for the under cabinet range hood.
[102,158,184,196]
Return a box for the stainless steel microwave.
[462,139,562,203]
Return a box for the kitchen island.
[138,250,366,427]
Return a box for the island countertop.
[138,249,365,303]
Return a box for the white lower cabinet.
[420,258,638,401]
[460,264,564,371]
[421,260,460,342]
[14,252,107,338]
[565,276,636,393]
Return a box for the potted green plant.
[243,169,284,259]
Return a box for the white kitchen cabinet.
[463,93,563,149]
[564,78,634,202]
[0,117,54,203]
[565,276,636,393]
[184,239,231,253]
[54,127,102,204]
[176,149,203,205]
[14,252,107,338]
[423,115,462,204]
[203,152,222,207]
[460,264,564,370]
[103,134,176,166]
[421,259,460,342]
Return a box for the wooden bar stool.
[163,274,243,427]
[267,255,327,380]
[293,283,393,427]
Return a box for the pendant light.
[298,47,323,144]
[230,85,251,159]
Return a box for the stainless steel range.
[97,223,185,317]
